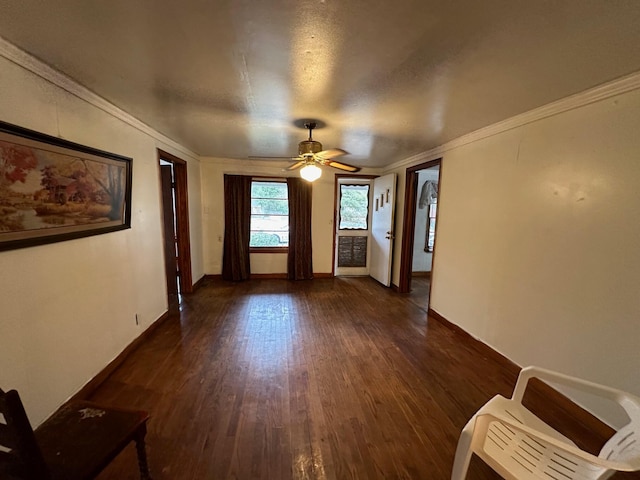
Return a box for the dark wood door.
[160,164,179,296]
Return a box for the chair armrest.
[512,366,640,419]
[473,413,638,472]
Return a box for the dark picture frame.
[0,120,132,252]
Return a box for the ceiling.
[1,1,639,168]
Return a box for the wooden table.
[35,401,151,480]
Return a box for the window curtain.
[222,174,252,281]
[287,177,313,280]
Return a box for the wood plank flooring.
[88,277,629,479]
[407,275,430,312]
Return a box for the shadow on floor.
[407,274,430,311]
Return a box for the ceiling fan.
[251,122,361,181]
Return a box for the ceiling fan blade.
[286,160,306,171]
[315,148,348,160]
[326,160,361,172]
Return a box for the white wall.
[387,79,640,425]
[0,50,203,425]
[200,158,379,275]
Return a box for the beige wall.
[387,82,640,424]
[200,157,380,275]
[0,53,203,425]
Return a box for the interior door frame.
[157,149,193,294]
[332,173,378,276]
[398,158,442,294]
[160,164,179,297]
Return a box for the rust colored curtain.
[287,177,313,280]
[222,175,252,281]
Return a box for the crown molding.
[0,36,200,161]
[386,70,640,173]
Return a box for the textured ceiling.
[0,0,639,167]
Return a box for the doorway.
[398,159,442,305]
[333,173,398,288]
[157,149,193,308]
[333,174,377,277]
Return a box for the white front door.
[369,173,396,287]
[334,179,372,276]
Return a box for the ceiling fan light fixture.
[299,140,323,155]
[300,163,322,182]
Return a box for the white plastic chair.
[451,366,640,480]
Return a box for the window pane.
[251,198,288,215]
[250,181,289,247]
[251,181,288,199]
[427,201,437,252]
[339,184,369,230]
[250,231,287,246]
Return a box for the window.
[250,180,288,248]
[426,200,437,252]
[339,184,370,230]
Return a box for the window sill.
[250,247,289,254]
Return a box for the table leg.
[134,424,152,480]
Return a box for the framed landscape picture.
[0,121,132,252]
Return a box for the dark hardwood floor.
[407,274,430,312]
[88,277,631,479]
